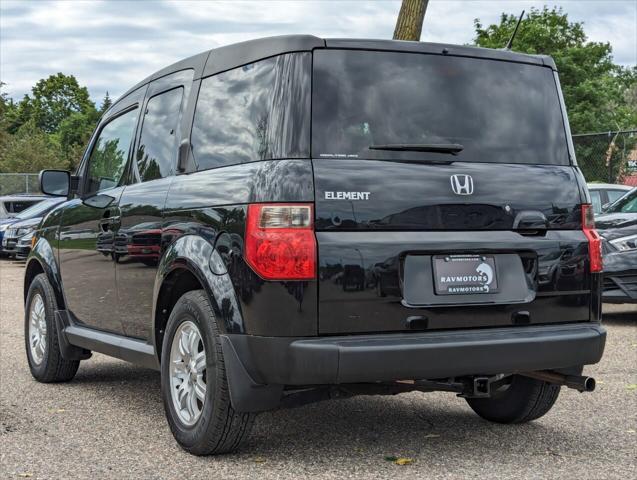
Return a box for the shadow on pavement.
[58,357,604,459]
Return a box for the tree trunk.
[393,0,429,41]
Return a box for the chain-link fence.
[573,130,637,185]
[0,173,40,196]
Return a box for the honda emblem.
[450,174,474,195]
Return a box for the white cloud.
[1,0,635,102]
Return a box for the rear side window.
[191,52,311,171]
[136,87,184,181]
[312,50,570,165]
[86,108,138,195]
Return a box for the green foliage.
[0,120,66,173]
[0,84,13,161]
[55,111,97,169]
[88,137,128,187]
[99,92,113,114]
[28,73,95,134]
[474,6,637,134]
[0,75,104,175]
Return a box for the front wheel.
[160,290,255,455]
[466,375,560,424]
[25,274,80,382]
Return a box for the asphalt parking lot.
[1,260,635,479]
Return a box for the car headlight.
[18,231,34,244]
[609,234,637,252]
[16,226,36,237]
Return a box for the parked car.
[24,36,606,456]
[596,187,637,303]
[1,197,65,258]
[0,194,49,219]
[587,183,632,214]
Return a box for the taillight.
[245,203,316,280]
[582,204,603,273]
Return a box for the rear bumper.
[221,323,606,411]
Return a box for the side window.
[86,108,138,195]
[589,190,602,213]
[191,52,311,171]
[607,189,626,204]
[136,87,184,182]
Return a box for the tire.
[25,273,80,383]
[466,375,560,424]
[160,290,255,455]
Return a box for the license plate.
[433,254,498,295]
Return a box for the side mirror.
[40,170,70,196]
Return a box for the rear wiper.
[369,143,464,155]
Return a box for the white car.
[0,194,49,219]
[587,183,632,214]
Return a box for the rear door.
[116,70,194,341]
[58,90,144,334]
[312,49,591,334]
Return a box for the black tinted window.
[191,53,311,171]
[136,87,184,181]
[312,50,570,165]
[87,108,138,195]
[11,201,38,213]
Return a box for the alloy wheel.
[28,293,47,365]
[169,321,207,426]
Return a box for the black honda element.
[26,36,606,455]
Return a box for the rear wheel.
[25,274,80,382]
[466,375,560,424]
[160,290,255,455]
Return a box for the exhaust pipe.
[521,370,596,392]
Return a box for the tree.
[99,91,113,115]
[474,6,637,133]
[0,83,14,160]
[27,73,95,134]
[393,0,429,41]
[56,111,97,170]
[0,74,100,176]
[0,120,66,173]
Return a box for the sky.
[1,0,636,104]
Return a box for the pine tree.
[99,91,113,114]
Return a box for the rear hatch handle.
[513,210,549,230]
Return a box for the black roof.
[112,34,556,108]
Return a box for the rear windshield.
[312,50,570,165]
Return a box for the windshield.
[312,50,570,164]
[14,199,60,219]
[607,188,637,213]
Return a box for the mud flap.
[220,335,283,412]
[54,311,92,361]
